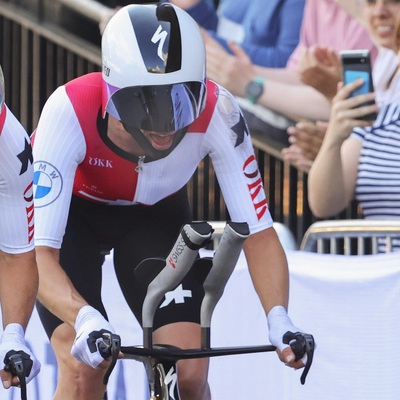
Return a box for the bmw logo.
[33,161,63,207]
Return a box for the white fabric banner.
[1,250,400,399]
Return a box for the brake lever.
[98,333,121,385]
[4,353,27,400]
[283,331,315,385]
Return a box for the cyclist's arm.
[205,87,306,368]
[243,227,288,312]
[36,246,88,327]
[0,250,38,330]
[0,107,38,328]
[32,86,88,327]
[0,109,41,387]
[244,228,307,369]
[0,250,41,388]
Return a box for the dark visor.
[106,81,206,132]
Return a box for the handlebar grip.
[283,331,305,361]
[142,222,213,330]
[4,352,28,400]
[99,333,121,385]
[283,331,315,385]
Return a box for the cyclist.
[0,65,41,390]
[32,4,313,400]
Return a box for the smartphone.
[340,49,377,121]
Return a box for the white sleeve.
[0,107,35,253]
[33,86,86,248]
[205,87,274,234]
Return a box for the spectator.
[307,0,400,251]
[0,65,41,389]
[165,0,305,67]
[200,0,377,146]
[284,0,400,172]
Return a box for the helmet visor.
[105,81,206,132]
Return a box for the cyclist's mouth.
[142,131,176,151]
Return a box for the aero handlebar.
[100,221,315,396]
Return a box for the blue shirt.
[178,0,305,68]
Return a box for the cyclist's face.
[363,0,400,51]
[140,130,178,151]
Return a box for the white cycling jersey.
[0,106,35,253]
[32,73,273,249]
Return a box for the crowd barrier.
[1,249,400,399]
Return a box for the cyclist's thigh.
[36,196,110,339]
[113,186,203,329]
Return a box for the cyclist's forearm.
[243,227,289,314]
[0,249,38,329]
[36,246,88,327]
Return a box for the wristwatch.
[245,77,265,104]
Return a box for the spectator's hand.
[327,80,378,143]
[282,144,313,172]
[267,306,307,370]
[298,46,341,100]
[0,323,41,388]
[71,306,117,369]
[282,120,328,171]
[201,29,254,97]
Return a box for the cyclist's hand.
[267,306,307,369]
[71,305,117,369]
[0,323,41,388]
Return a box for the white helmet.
[0,65,4,114]
[102,3,207,133]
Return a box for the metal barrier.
[300,220,400,254]
[0,0,362,245]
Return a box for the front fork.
[143,353,180,400]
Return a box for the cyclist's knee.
[177,359,210,400]
[51,323,106,399]
[54,354,106,399]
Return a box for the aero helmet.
[102,3,207,134]
[0,65,4,114]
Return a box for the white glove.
[71,305,116,368]
[267,305,306,363]
[0,323,41,386]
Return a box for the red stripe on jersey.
[0,106,7,134]
[187,80,219,134]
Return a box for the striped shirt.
[352,103,400,251]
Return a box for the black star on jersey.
[231,112,249,147]
[17,139,33,175]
